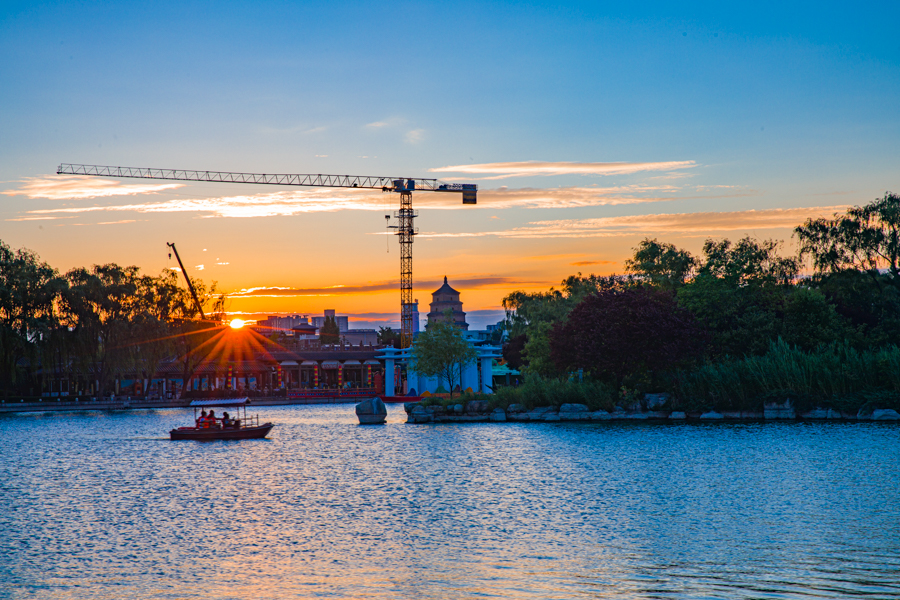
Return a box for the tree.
[796,192,900,280]
[550,287,705,386]
[411,317,477,398]
[625,238,698,288]
[0,241,66,396]
[320,316,340,345]
[677,237,800,358]
[377,326,400,348]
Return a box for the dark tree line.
[503,192,900,391]
[0,240,223,398]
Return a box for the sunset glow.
[229,318,246,330]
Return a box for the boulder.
[800,408,842,420]
[466,400,489,415]
[452,403,464,415]
[403,402,420,414]
[506,403,526,413]
[407,404,433,424]
[527,406,555,420]
[669,411,687,420]
[764,400,796,420]
[490,408,507,422]
[644,393,671,410]
[621,412,649,420]
[700,411,724,420]
[872,409,900,421]
[356,397,387,424]
[542,413,561,421]
[558,403,590,420]
[645,411,669,419]
[590,410,611,420]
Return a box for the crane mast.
[166,242,206,320]
[58,163,477,347]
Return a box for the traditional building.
[426,276,469,330]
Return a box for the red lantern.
[313,365,318,388]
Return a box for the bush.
[674,339,900,413]
[493,376,617,411]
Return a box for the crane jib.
[56,163,476,200]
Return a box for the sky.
[1,1,898,329]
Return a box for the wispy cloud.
[3,175,184,200]
[571,260,617,266]
[418,206,850,239]
[366,117,405,129]
[21,183,712,218]
[405,129,425,144]
[430,160,697,180]
[228,276,542,298]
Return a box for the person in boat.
[221,411,232,428]
[197,410,208,428]
[207,410,218,428]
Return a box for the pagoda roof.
[433,276,459,295]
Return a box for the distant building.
[412,299,420,334]
[311,309,349,332]
[256,314,309,333]
[343,329,379,346]
[426,276,469,330]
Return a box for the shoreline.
[404,401,900,423]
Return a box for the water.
[1,405,898,599]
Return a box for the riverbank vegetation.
[501,192,900,414]
[0,243,223,398]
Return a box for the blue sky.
[1,1,898,328]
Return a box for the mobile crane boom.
[58,163,477,347]
[166,242,206,320]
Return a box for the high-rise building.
[311,309,349,332]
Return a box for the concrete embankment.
[404,399,900,424]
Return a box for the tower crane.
[57,163,478,348]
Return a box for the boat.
[169,398,273,440]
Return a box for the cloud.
[418,206,850,239]
[429,160,697,179]
[195,264,205,270]
[5,215,77,221]
[21,183,709,219]
[228,276,541,298]
[571,260,617,266]
[365,117,405,129]
[405,129,425,144]
[3,175,184,200]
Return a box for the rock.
[645,411,669,419]
[800,408,841,420]
[558,403,590,420]
[622,412,649,420]
[403,402,420,414]
[669,411,687,420]
[507,403,526,413]
[700,411,724,420]
[466,400,489,415]
[872,409,900,421]
[508,412,530,422]
[590,410,611,420]
[542,413,561,421]
[356,397,387,424]
[407,404,433,424]
[490,408,507,422]
[452,403,464,415]
[527,406,555,420]
[721,411,743,419]
[764,400,796,420]
[644,393,671,410]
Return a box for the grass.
[675,339,900,413]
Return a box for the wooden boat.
[169,398,273,441]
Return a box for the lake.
[1,404,898,599]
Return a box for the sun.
[229,318,246,330]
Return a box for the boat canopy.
[189,398,251,407]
